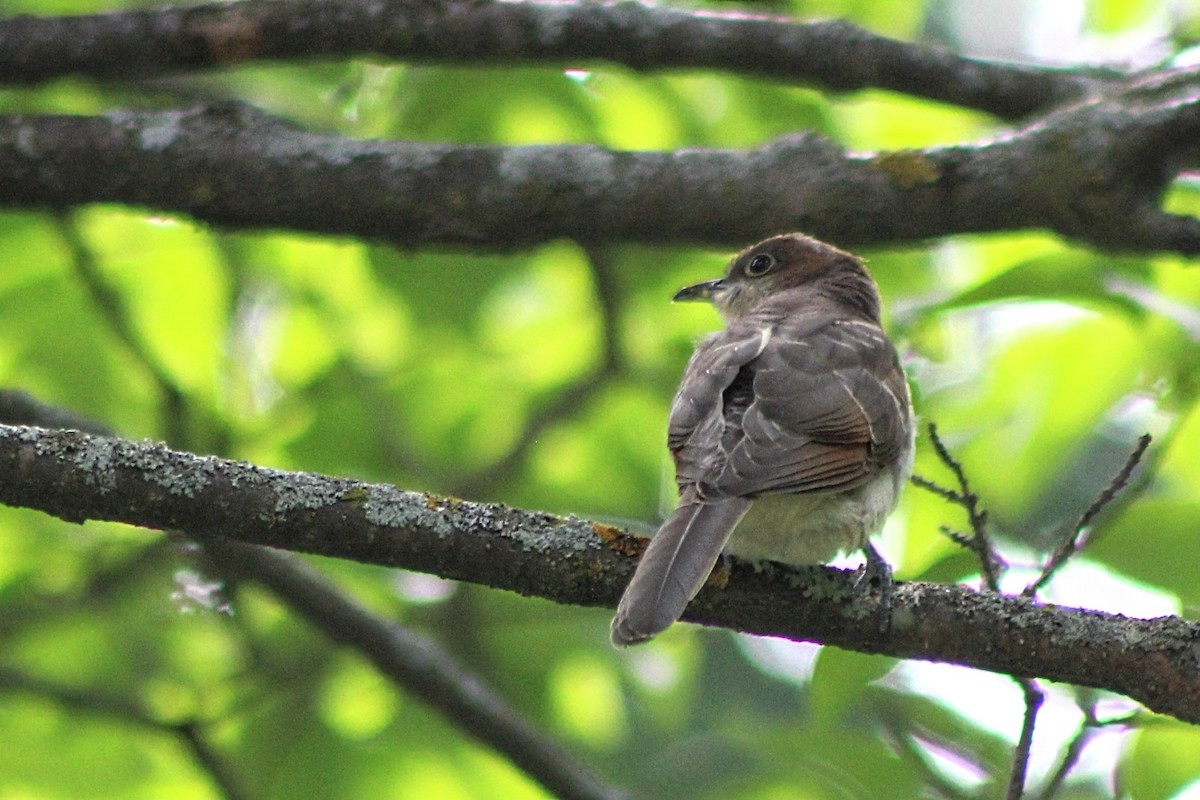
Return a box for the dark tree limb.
[202,538,632,800]
[1,424,1198,724]
[3,87,1200,252]
[0,0,1115,121]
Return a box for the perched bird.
[611,233,914,646]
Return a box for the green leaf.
[1124,722,1200,800]
[933,251,1151,317]
[809,647,898,729]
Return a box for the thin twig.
[0,667,248,800]
[53,212,189,445]
[912,422,1001,591]
[206,539,633,800]
[1032,711,1094,800]
[1033,702,1143,800]
[910,473,965,505]
[1024,434,1152,597]
[879,718,974,800]
[1007,679,1045,800]
[453,243,624,499]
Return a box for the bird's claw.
[854,541,893,633]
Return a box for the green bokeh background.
[2,0,1199,798]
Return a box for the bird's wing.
[667,323,773,489]
[610,325,772,646]
[673,311,909,499]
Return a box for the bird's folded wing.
[671,312,909,499]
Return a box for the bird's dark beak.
[673,279,724,303]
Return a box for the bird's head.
[674,233,882,324]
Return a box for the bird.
[610,233,915,646]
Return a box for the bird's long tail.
[611,489,751,646]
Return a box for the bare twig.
[53,213,189,445]
[206,539,632,800]
[1007,680,1045,800]
[1032,703,1143,800]
[455,244,624,499]
[1024,434,1152,597]
[0,666,249,800]
[913,422,1001,591]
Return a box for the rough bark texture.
[0,0,1111,120]
[1,424,1197,723]
[2,90,1199,252]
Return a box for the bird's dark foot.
[707,552,734,589]
[854,542,893,633]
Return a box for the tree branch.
[202,538,632,800]
[1007,681,1044,800]
[1024,433,1152,597]
[1,423,1198,723]
[0,392,632,800]
[3,84,1199,252]
[0,0,1113,120]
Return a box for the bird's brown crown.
[708,233,882,324]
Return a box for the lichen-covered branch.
[0,0,1112,120]
[1,423,1198,723]
[3,87,1200,252]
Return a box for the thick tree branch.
[3,88,1200,252]
[1,424,1198,723]
[0,0,1112,120]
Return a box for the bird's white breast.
[723,427,914,566]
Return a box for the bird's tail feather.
[611,491,750,646]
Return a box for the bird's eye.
[745,253,775,277]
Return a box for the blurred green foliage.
[1,0,1199,798]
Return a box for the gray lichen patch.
[118,441,212,498]
[68,436,120,493]
[518,515,597,556]
[363,485,444,531]
[272,470,354,516]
